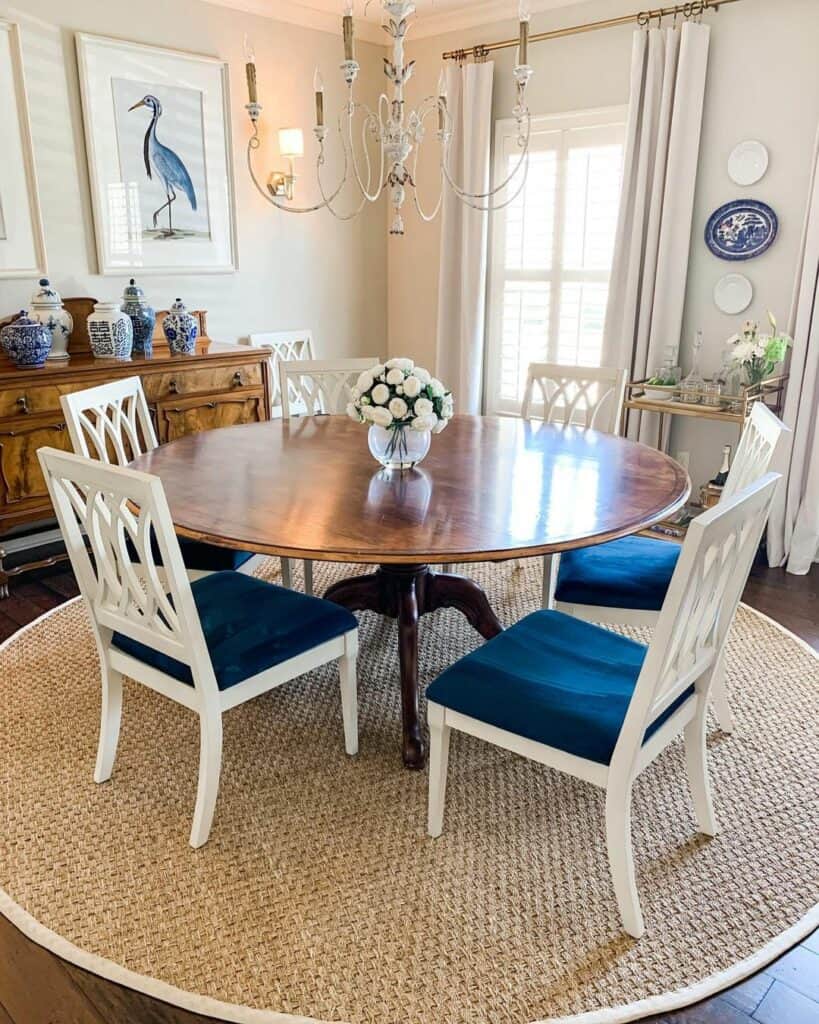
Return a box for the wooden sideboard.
[0,299,272,593]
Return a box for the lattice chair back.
[61,376,158,466]
[280,358,380,417]
[37,447,216,698]
[521,363,628,434]
[248,330,315,417]
[613,473,779,769]
[722,402,787,501]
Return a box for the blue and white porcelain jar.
[0,311,52,368]
[87,301,134,360]
[162,298,198,355]
[28,279,73,361]
[122,278,156,357]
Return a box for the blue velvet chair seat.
[426,610,693,765]
[554,535,682,612]
[113,571,357,691]
[126,534,253,573]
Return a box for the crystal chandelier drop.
[243,1,534,236]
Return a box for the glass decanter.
[679,329,705,404]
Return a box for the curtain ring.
[637,11,650,29]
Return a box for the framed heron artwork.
[76,34,237,275]
[0,20,47,278]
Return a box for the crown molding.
[406,0,592,40]
[198,0,388,45]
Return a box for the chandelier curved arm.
[450,153,531,213]
[410,101,446,223]
[314,111,372,222]
[441,112,532,201]
[346,95,388,202]
[246,124,347,214]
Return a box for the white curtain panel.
[435,61,494,414]
[602,22,710,442]
[767,127,819,574]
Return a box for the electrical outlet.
[676,450,690,470]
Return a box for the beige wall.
[390,0,819,486]
[0,0,387,354]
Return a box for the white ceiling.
[207,0,593,44]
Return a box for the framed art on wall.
[76,33,237,275]
[0,20,47,279]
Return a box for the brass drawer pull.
[167,402,216,413]
[16,395,29,414]
[168,379,180,395]
[232,371,245,387]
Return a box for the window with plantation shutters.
[486,108,626,415]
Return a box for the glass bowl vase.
[368,424,431,470]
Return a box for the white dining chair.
[427,472,780,938]
[518,362,629,588]
[549,402,787,733]
[279,357,381,595]
[60,377,264,581]
[280,357,380,419]
[246,329,315,418]
[38,447,359,848]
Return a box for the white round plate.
[714,273,753,314]
[728,140,769,186]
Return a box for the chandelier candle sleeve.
[519,0,531,65]
[314,68,325,128]
[244,38,257,105]
[343,1,355,62]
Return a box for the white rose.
[433,416,448,434]
[403,375,422,398]
[370,363,386,378]
[360,404,374,421]
[346,402,361,422]
[386,367,404,386]
[441,395,454,418]
[389,396,408,419]
[357,371,374,393]
[412,413,438,432]
[387,357,414,372]
[371,383,390,405]
[429,378,445,398]
[413,367,431,384]
[414,397,434,417]
[370,406,394,428]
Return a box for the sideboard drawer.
[0,383,66,418]
[156,387,266,443]
[143,362,264,402]
[0,415,70,507]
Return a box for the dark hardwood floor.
[0,562,817,1024]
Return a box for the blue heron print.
[128,94,197,237]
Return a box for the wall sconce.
[268,128,304,201]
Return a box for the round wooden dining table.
[130,415,689,769]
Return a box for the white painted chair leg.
[190,712,223,849]
[709,653,734,734]
[604,786,644,938]
[94,664,123,784]
[427,703,451,838]
[339,635,358,756]
[303,559,314,596]
[280,557,292,589]
[684,703,717,837]
[541,553,560,609]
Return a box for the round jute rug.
[0,559,816,1024]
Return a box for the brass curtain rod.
[442,0,742,61]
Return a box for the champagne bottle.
[711,444,732,488]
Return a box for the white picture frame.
[0,20,47,279]
[76,33,237,275]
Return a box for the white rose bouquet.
[726,312,792,387]
[347,357,454,462]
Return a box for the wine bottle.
[711,444,732,488]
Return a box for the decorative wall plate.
[714,273,753,315]
[728,140,769,186]
[706,200,778,261]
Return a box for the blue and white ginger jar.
[122,278,156,357]
[162,298,198,355]
[28,279,73,361]
[0,311,52,368]
[87,301,134,360]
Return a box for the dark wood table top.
[129,415,690,564]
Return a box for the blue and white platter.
[705,199,778,261]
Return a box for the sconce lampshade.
[278,127,305,159]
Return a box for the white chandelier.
[243,1,534,236]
